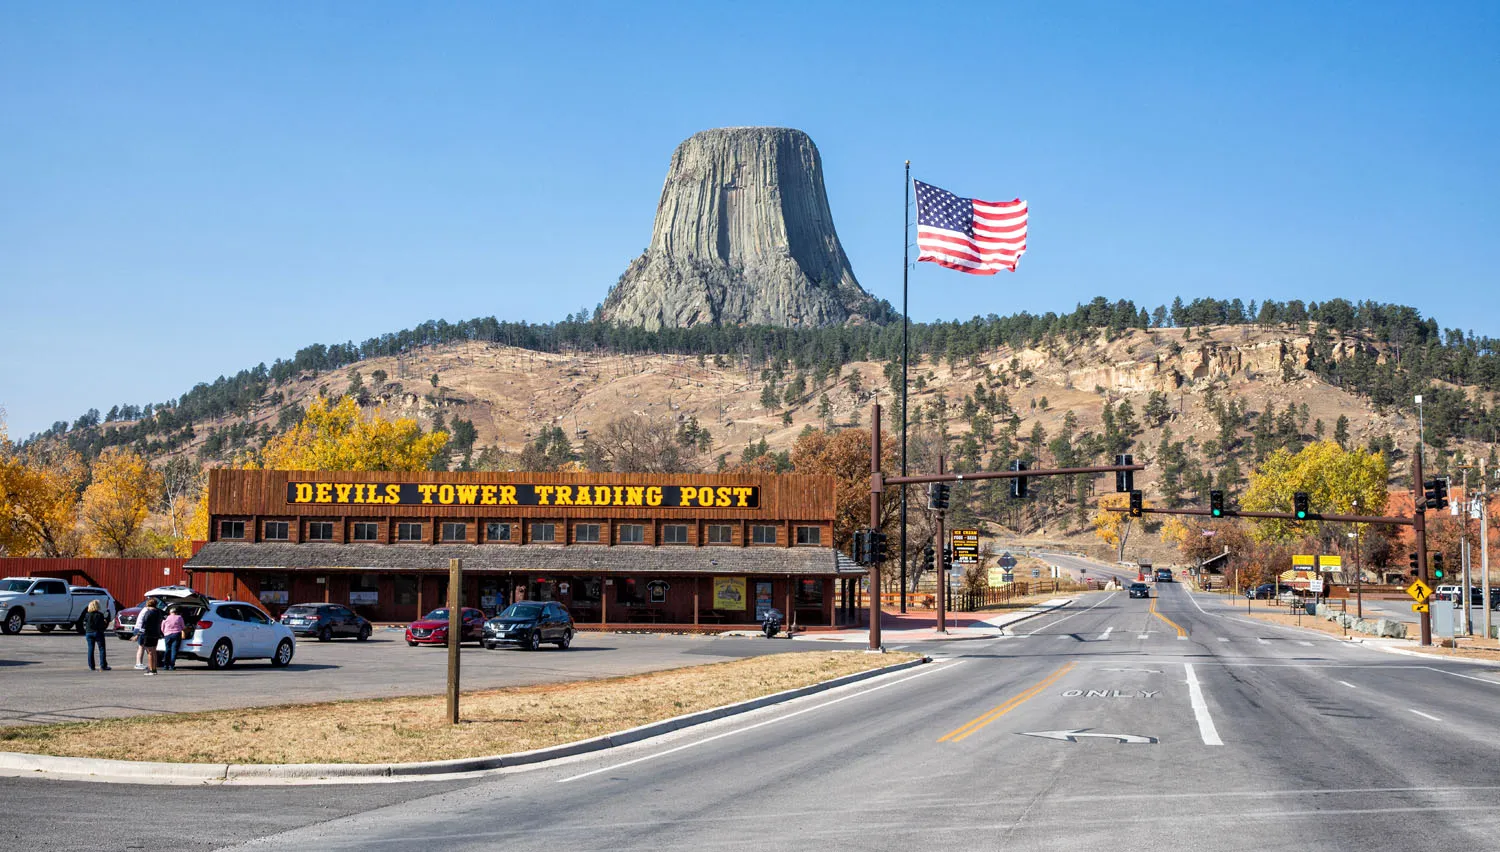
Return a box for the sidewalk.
[792,599,1073,643]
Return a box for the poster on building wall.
[713,577,746,610]
[755,581,774,621]
[259,590,288,605]
[349,591,378,606]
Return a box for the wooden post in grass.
[447,558,462,725]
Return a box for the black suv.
[483,602,574,651]
[279,603,372,641]
[1128,582,1151,598]
[1245,583,1277,599]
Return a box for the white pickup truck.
[0,577,116,635]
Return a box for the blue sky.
[2,1,1497,438]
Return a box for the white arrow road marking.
[1098,626,1114,641]
[1020,729,1158,744]
[1184,663,1224,746]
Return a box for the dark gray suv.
[483,602,574,651]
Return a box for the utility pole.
[1414,451,1432,646]
[868,403,884,652]
[936,454,947,634]
[899,161,910,616]
[446,558,463,724]
[1482,457,1491,641]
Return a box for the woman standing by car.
[136,600,163,676]
[160,606,185,671]
[83,600,110,671]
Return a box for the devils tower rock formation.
[598,127,885,329]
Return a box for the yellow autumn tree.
[187,397,448,542]
[80,447,164,556]
[1093,492,1145,562]
[1240,440,1389,542]
[0,424,87,557]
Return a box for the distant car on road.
[279,603,372,641]
[1245,584,1277,600]
[405,607,486,646]
[483,602,574,651]
[1128,582,1151,599]
[1154,569,1174,583]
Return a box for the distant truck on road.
[0,577,116,635]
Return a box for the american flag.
[914,180,1027,274]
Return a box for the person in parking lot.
[136,600,164,676]
[160,606,185,671]
[132,597,157,670]
[83,600,111,671]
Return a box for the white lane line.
[1338,680,1358,689]
[1184,663,1224,746]
[1297,641,1314,647]
[1098,626,1114,641]
[1218,637,1231,643]
[556,660,961,783]
[1410,709,1442,722]
[1258,638,1271,645]
[1021,591,1118,636]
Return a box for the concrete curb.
[1359,640,1500,669]
[0,657,930,785]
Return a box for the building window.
[352,522,378,542]
[707,524,733,544]
[751,525,778,545]
[394,575,418,606]
[795,526,822,545]
[575,523,601,543]
[397,522,424,542]
[797,578,824,605]
[530,522,556,543]
[441,522,467,542]
[307,521,334,541]
[662,524,689,544]
[485,522,511,542]
[618,524,645,544]
[220,520,245,540]
[264,521,289,541]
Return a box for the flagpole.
[900,160,910,614]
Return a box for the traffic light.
[851,530,868,565]
[1010,460,1029,499]
[869,531,888,564]
[1210,490,1225,518]
[927,482,950,511]
[1128,490,1143,518]
[1408,551,1420,577]
[942,544,953,566]
[1115,454,1134,493]
[1432,552,1446,581]
[1293,492,1309,520]
[1423,478,1449,512]
[922,544,935,572]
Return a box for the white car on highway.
[179,600,296,669]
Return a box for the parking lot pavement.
[0,627,827,727]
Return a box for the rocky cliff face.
[598,127,884,330]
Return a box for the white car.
[179,600,296,669]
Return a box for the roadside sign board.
[1292,554,1316,567]
[950,529,980,565]
[1412,603,1429,613]
[1318,555,1342,568]
[1032,569,1041,578]
[998,552,1017,569]
[1308,578,1324,594]
[987,566,1007,586]
[1406,580,1434,602]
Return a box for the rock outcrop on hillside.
[598,127,884,330]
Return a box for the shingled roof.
[187,541,860,577]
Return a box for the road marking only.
[1150,596,1187,639]
[1410,709,1442,722]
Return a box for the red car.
[405,607,487,646]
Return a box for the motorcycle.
[761,607,785,638]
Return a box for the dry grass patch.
[0,651,918,765]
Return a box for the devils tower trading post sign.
[288,482,760,509]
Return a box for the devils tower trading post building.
[185,469,861,630]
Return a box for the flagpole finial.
[905,159,910,166]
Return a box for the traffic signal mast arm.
[1103,505,1414,526]
[881,462,1145,487]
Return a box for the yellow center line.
[1150,595,1187,638]
[938,662,1077,743]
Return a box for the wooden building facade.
[185,469,860,629]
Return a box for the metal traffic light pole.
[936,454,947,634]
[1413,450,1432,646]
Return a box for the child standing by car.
[160,606,185,671]
[83,600,111,671]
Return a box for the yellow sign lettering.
[625,487,644,506]
[295,483,313,502]
[335,484,353,503]
[316,483,333,503]
[499,485,518,505]
[733,487,753,507]
[534,486,554,505]
[555,486,574,506]
[385,484,401,503]
[646,486,663,507]
[479,485,497,506]
[417,484,438,504]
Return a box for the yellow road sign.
[1292,554,1316,566]
[1413,603,1430,613]
[1406,580,1434,602]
